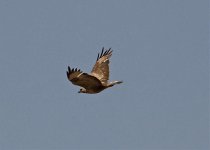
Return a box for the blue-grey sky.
[0,0,209,150]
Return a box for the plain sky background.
[0,0,209,150]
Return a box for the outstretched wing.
[67,66,102,89]
[91,47,113,85]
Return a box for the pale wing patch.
[77,72,83,78]
[103,58,109,63]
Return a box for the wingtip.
[97,53,99,61]
[100,48,104,58]
[109,48,113,54]
[66,71,69,78]
[68,66,71,72]
[96,47,114,61]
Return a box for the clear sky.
[0,0,209,150]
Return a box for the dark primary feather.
[66,66,82,80]
[96,47,113,61]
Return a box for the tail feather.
[108,80,123,87]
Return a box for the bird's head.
[78,88,86,93]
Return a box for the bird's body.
[66,48,122,94]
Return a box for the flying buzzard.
[66,47,122,94]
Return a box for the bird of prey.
[66,47,123,94]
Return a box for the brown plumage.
[66,47,123,94]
